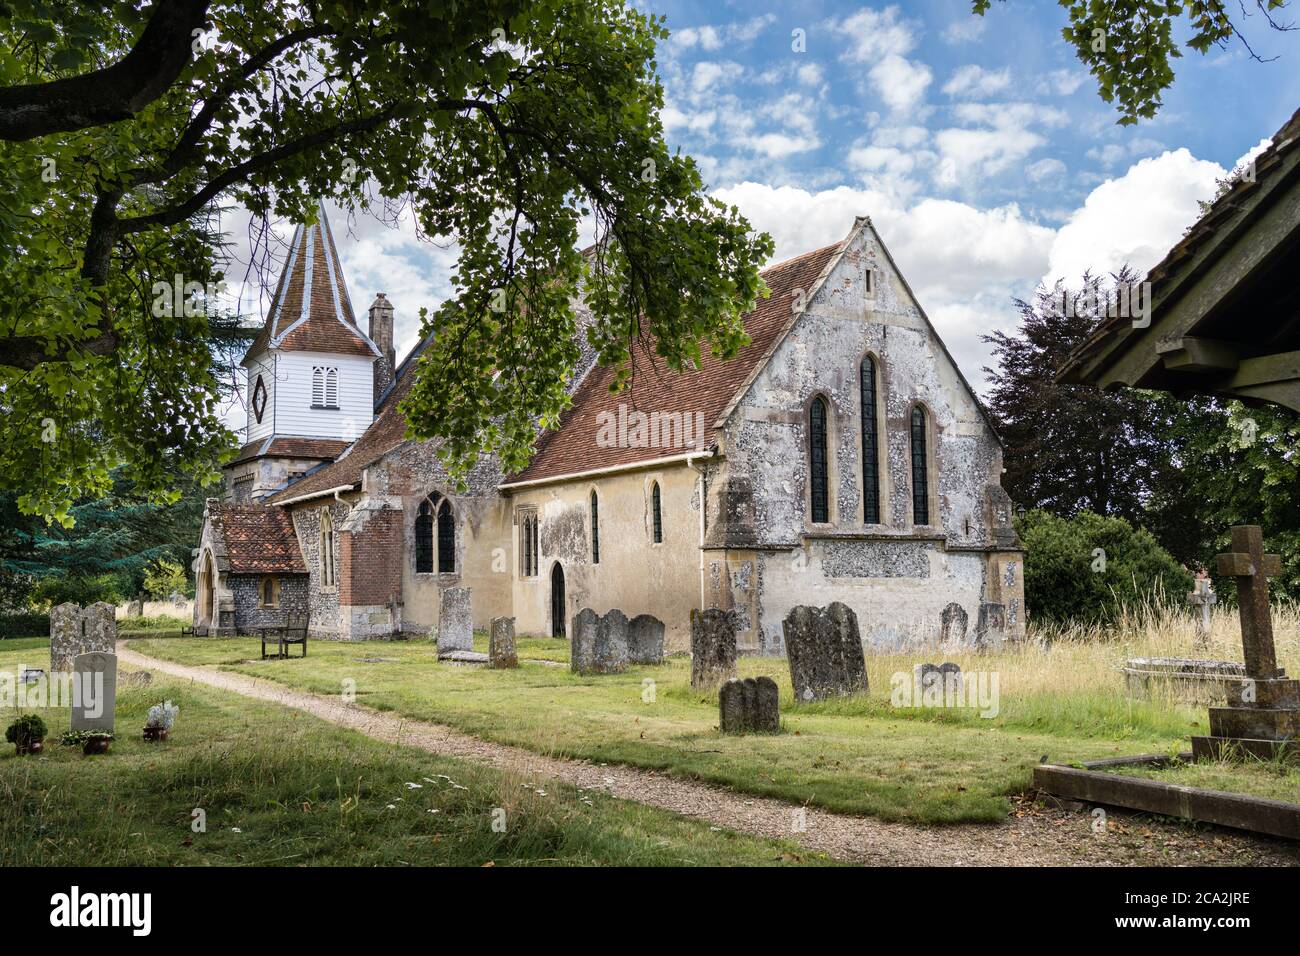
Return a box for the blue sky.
[223,2,1300,428]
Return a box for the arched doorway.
[197,551,215,629]
[550,562,566,638]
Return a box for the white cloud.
[1026,158,1067,183]
[670,25,723,51]
[1044,148,1224,284]
[934,126,1044,187]
[834,5,918,61]
[941,16,986,45]
[942,65,1011,99]
[870,54,932,113]
[1038,69,1088,96]
[690,61,744,95]
[872,125,930,149]
[796,62,824,87]
[744,132,821,159]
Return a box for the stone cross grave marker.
[1186,578,1217,648]
[70,651,117,733]
[1192,525,1300,763]
[1215,526,1282,679]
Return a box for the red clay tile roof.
[228,436,352,466]
[243,204,380,366]
[507,240,843,483]
[1060,105,1300,382]
[209,502,306,573]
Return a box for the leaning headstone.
[628,614,665,665]
[50,602,82,672]
[126,598,144,618]
[81,602,117,655]
[489,616,518,669]
[719,676,780,734]
[570,608,628,674]
[436,587,473,658]
[690,608,737,689]
[783,602,868,702]
[70,651,117,733]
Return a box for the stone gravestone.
[628,614,665,665]
[690,608,737,689]
[783,602,868,702]
[50,602,82,672]
[126,598,144,618]
[1187,578,1217,649]
[719,676,780,734]
[489,616,517,669]
[81,602,116,654]
[50,602,117,672]
[940,603,968,646]
[70,651,117,733]
[569,608,629,674]
[1191,526,1300,763]
[436,587,474,658]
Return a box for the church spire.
[242,202,381,367]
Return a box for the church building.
[194,206,1025,653]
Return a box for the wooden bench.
[260,614,308,659]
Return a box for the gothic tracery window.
[809,396,830,524]
[911,406,930,526]
[861,357,880,524]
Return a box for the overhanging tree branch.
[0,0,211,141]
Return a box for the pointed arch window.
[437,499,455,573]
[809,396,830,524]
[651,482,663,543]
[590,491,600,564]
[860,357,880,524]
[415,498,435,573]
[319,509,335,587]
[910,406,930,526]
[518,509,539,577]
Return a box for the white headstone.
[70,651,117,733]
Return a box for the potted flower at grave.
[5,714,48,755]
[60,729,115,755]
[143,700,178,741]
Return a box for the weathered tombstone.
[628,614,665,665]
[974,602,1006,649]
[489,616,518,669]
[570,608,628,674]
[913,662,941,692]
[169,590,185,607]
[570,608,600,673]
[719,676,780,734]
[126,598,144,618]
[49,602,82,672]
[690,608,737,689]
[1191,526,1300,763]
[70,651,117,733]
[783,602,868,702]
[938,661,963,693]
[940,603,968,646]
[436,587,473,658]
[81,602,116,655]
[1187,578,1217,649]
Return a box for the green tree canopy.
[0,1,772,523]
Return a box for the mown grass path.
[117,643,1300,866]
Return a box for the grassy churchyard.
[120,600,1300,824]
[0,637,829,866]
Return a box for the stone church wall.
[507,463,701,648]
[228,575,309,632]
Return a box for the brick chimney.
[368,293,395,403]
